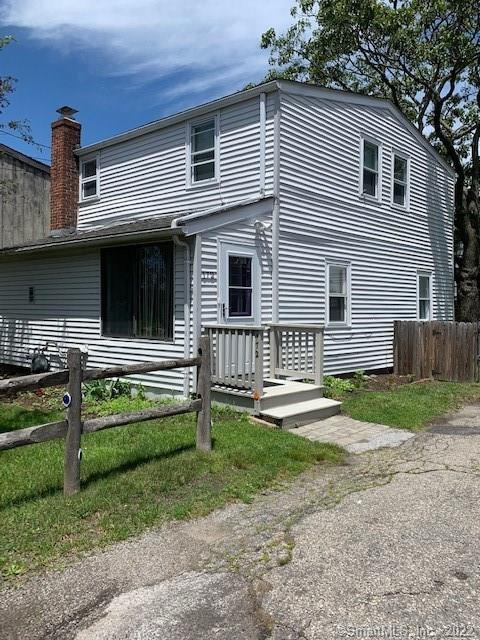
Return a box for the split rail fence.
[394,321,479,382]
[0,336,212,495]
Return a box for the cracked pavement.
[1,405,480,639]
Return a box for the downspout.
[172,230,192,398]
[272,89,281,323]
[259,92,266,196]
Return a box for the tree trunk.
[455,180,480,322]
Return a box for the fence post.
[64,348,83,496]
[196,336,212,452]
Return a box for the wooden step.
[259,397,342,429]
[259,380,324,411]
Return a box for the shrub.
[353,369,367,388]
[323,375,355,398]
[83,378,135,402]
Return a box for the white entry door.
[218,242,260,325]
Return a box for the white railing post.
[254,330,264,409]
[269,326,277,379]
[314,328,324,386]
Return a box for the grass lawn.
[0,395,344,582]
[340,381,480,431]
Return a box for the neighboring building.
[0,82,455,422]
[0,144,50,248]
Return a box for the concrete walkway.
[293,414,414,452]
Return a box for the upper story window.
[327,262,350,326]
[418,272,432,320]
[361,139,379,198]
[188,117,218,185]
[80,157,99,201]
[392,154,408,207]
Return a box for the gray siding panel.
[0,247,187,393]
[78,95,276,230]
[278,90,455,374]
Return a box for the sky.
[0,0,292,164]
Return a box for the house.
[0,82,455,425]
[0,144,50,248]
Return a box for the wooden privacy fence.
[394,321,479,382]
[0,336,212,495]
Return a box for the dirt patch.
[363,373,416,391]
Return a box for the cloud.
[0,0,292,101]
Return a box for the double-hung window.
[327,263,350,325]
[189,118,217,184]
[393,154,408,207]
[80,157,99,200]
[101,242,174,340]
[418,272,432,320]
[362,139,379,198]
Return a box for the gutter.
[170,195,271,229]
[0,227,182,257]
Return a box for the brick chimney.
[50,106,81,235]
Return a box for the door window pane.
[228,255,252,317]
[229,288,252,317]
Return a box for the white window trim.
[391,150,410,210]
[417,271,433,321]
[218,241,261,325]
[79,154,100,203]
[326,260,352,328]
[186,114,220,189]
[359,135,382,202]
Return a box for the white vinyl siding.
[76,95,275,230]
[278,88,454,375]
[0,248,187,393]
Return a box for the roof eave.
[277,80,456,177]
[0,226,183,258]
[76,81,279,156]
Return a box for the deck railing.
[205,322,324,395]
[204,324,265,398]
[269,323,324,386]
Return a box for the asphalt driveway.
[1,406,480,639]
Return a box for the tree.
[261,0,480,321]
[0,36,33,196]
